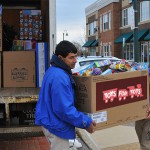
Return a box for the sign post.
[133,0,139,62]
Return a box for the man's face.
[59,53,77,69]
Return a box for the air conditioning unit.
[129,0,132,3]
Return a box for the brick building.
[84,0,150,62]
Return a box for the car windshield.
[79,60,94,66]
[79,59,119,67]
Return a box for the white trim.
[85,0,119,16]
[139,20,150,25]
[128,0,132,4]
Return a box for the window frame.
[100,11,111,32]
[122,6,133,27]
[140,1,150,22]
[103,43,112,56]
[88,21,96,36]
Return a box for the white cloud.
[56,22,86,45]
[56,0,94,44]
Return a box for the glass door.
[141,43,149,63]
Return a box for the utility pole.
[133,0,139,62]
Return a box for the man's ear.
[58,55,63,60]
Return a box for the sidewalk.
[0,136,50,150]
[91,125,140,150]
[0,124,140,150]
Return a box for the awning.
[82,39,95,47]
[144,33,150,41]
[114,32,133,44]
[130,29,149,42]
[91,39,98,47]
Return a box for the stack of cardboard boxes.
[2,42,48,88]
[0,2,50,126]
[0,8,48,88]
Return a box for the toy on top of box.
[73,59,149,76]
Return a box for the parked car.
[72,56,121,73]
[75,56,121,68]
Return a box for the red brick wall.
[98,2,122,57]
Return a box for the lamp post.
[63,30,68,41]
[133,0,138,62]
[52,34,54,54]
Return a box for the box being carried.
[73,70,149,130]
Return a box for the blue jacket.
[35,66,92,139]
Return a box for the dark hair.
[55,40,77,58]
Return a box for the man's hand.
[85,121,96,133]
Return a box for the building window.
[122,6,133,27]
[140,1,150,22]
[88,21,96,36]
[90,47,96,56]
[123,43,133,61]
[99,12,111,32]
[102,12,111,31]
[103,44,112,56]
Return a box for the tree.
[72,41,84,57]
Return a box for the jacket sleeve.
[51,74,92,129]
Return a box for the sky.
[56,0,95,45]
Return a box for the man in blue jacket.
[35,40,96,150]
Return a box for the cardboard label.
[86,111,107,123]
[96,76,147,111]
[11,68,28,81]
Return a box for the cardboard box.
[73,70,149,130]
[3,51,36,87]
